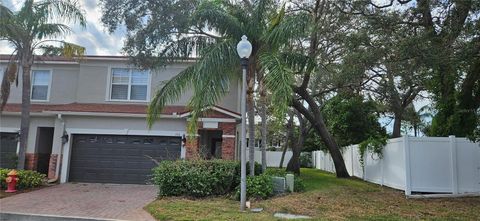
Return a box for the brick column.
[47,154,59,179]
[221,137,235,160]
[25,153,38,171]
[219,122,236,160]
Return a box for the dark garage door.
[69,134,181,184]
[0,133,18,169]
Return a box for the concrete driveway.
[0,183,157,221]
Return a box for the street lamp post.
[237,35,252,211]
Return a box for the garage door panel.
[69,134,181,184]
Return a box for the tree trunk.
[292,95,349,178]
[279,111,293,168]
[257,70,267,172]
[18,59,32,170]
[392,112,402,138]
[287,110,305,174]
[247,63,256,176]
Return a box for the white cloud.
[0,0,125,55]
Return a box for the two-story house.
[0,55,241,184]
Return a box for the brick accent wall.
[185,122,237,160]
[25,153,38,171]
[48,154,59,179]
[221,137,235,160]
[219,122,236,160]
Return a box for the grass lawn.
[145,168,480,220]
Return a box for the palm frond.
[147,39,239,132]
[35,0,86,27]
[193,1,243,38]
[263,12,310,48]
[259,52,294,118]
[1,62,18,112]
[0,3,14,20]
[147,66,195,128]
[268,3,285,31]
[35,23,71,39]
[0,4,24,44]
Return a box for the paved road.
[0,183,156,221]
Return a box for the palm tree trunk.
[257,70,267,172]
[260,98,267,172]
[18,59,32,170]
[279,111,293,168]
[247,63,256,176]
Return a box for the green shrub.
[294,177,306,192]
[153,160,241,197]
[300,152,313,168]
[264,168,287,177]
[235,174,273,200]
[0,168,46,189]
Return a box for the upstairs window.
[31,70,51,101]
[110,68,149,101]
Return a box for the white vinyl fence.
[312,136,480,196]
[253,150,292,167]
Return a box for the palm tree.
[0,0,86,169]
[101,0,350,177]
[143,0,287,175]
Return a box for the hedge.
[235,174,273,200]
[0,168,46,189]
[152,160,262,197]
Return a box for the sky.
[0,0,125,55]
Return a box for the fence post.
[381,156,384,186]
[363,147,367,181]
[311,151,315,169]
[403,135,412,196]
[350,145,354,177]
[449,135,458,195]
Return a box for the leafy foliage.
[299,152,312,168]
[235,174,273,200]
[358,136,388,168]
[152,160,261,197]
[322,93,386,147]
[153,160,237,197]
[0,169,46,189]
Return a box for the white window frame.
[107,67,151,102]
[31,69,52,102]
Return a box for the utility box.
[285,174,294,192]
[272,176,286,194]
